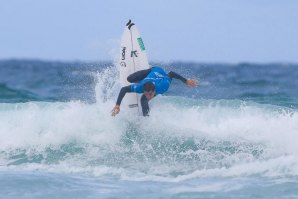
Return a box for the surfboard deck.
[119,20,150,115]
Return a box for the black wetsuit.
[116,67,187,116]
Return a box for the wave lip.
[0,83,40,102]
[1,60,298,107]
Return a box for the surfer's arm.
[116,85,132,106]
[168,71,187,83]
[112,86,132,116]
[168,71,198,87]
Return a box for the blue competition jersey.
[130,67,172,94]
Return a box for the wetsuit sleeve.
[168,71,187,83]
[141,94,150,116]
[116,85,132,105]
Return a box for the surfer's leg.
[127,69,151,83]
[141,94,150,116]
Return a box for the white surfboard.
[119,20,150,115]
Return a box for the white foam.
[148,97,298,155]
[166,182,243,193]
[1,66,298,180]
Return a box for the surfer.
[111,66,198,116]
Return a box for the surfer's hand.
[111,105,120,116]
[186,79,198,87]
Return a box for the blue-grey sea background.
[0,59,298,198]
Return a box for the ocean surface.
[0,59,298,198]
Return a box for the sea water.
[0,60,298,198]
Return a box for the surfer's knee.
[127,74,134,83]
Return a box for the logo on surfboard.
[137,37,145,51]
[128,104,138,108]
[131,50,138,57]
[120,61,126,67]
[121,47,126,60]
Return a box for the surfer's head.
[143,82,155,100]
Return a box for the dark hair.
[142,82,155,92]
